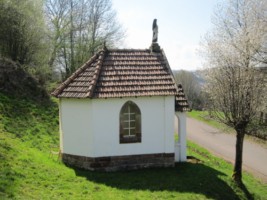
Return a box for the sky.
[112,0,220,71]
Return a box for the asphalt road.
[178,117,267,183]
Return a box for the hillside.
[0,92,267,199]
[0,58,49,101]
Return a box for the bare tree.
[202,0,267,184]
[45,0,70,74]
[45,0,125,79]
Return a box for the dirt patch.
[186,156,203,164]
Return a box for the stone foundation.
[62,153,175,171]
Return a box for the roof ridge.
[86,49,106,98]
[51,51,102,97]
[161,49,179,95]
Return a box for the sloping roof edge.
[51,49,104,98]
[161,49,190,112]
[161,49,180,94]
[175,84,191,112]
[86,49,106,98]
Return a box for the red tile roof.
[52,47,190,112]
[175,84,191,112]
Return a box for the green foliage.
[0,93,266,199]
[0,93,58,151]
[0,0,52,85]
[0,0,48,64]
[0,0,125,86]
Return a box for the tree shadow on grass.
[74,162,240,200]
[239,182,254,200]
[0,136,20,199]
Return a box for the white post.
[175,112,187,162]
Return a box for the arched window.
[120,101,141,143]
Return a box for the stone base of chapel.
[62,153,175,171]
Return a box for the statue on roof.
[152,19,158,43]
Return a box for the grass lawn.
[1,93,266,199]
[187,110,234,133]
[187,110,267,147]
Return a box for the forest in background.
[0,0,125,89]
[0,0,266,123]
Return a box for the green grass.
[0,92,59,151]
[187,110,234,133]
[187,110,267,145]
[1,93,266,199]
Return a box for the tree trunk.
[232,127,245,184]
[70,0,75,74]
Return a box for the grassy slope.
[0,93,266,199]
[187,110,234,133]
[188,110,267,146]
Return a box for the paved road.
[179,117,267,183]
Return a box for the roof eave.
[50,50,103,98]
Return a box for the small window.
[120,101,141,143]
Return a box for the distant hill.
[172,69,206,110]
[172,69,206,87]
[192,70,206,87]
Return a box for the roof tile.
[52,48,190,111]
